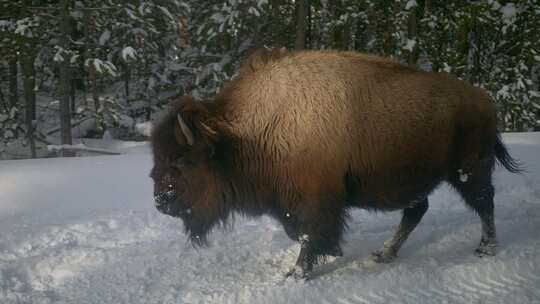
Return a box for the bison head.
[150,96,226,245]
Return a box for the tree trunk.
[82,10,90,106]
[0,64,5,110]
[0,80,5,111]
[85,12,103,134]
[89,63,102,131]
[407,5,418,66]
[70,75,76,114]
[178,16,189,49]
[307,1,312,48]
[383,2,400,56]
[59,0,73,153]
[124,64,130,98]
[270,0,280,16]
[269,0,286,47]
[330,0,346,49]
[364,4,376,52]
[424,0,432,13]
[294,0,308,50]
[8,57,18,108]
[21,53,36,158]
[467,11,482,85]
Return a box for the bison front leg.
[285,208,346,279]
[285,234,316,279]
[282,214,343,258]
[372,198,429,263]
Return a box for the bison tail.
[494,133,523,174]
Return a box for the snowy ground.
[1,133,540,304]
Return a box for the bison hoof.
[475,242,497,257]
[285,266,309,281]
[327,246,343,258]
[371,249,397,264]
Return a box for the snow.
[99,30,111,46]
[405,0,417,10]
[158,6,175,21]
[53,52,64,63]
[1,133,540,303]
[135,121,153,137]
[14,18,33,37]
[403,39,416,52]
[500,3,517,21]
[457,169,469,183]
[248,7,261,17]
[90,59,118,77]
[121,46,137,61]
[211,12,226,23]
[497,85,510,99]
[0,20,12,28]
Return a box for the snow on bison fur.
[149,49,521,279]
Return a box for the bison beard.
[149,49,522,280]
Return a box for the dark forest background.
[1,0,539,159]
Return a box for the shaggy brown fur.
[150,49,521,278]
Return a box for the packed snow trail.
[1,133,540,304]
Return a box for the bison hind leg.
[372,197,429,263]
[449,156,497,257]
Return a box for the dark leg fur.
[372,198,429,263]
[450,157,497,257]
[286,234,316,279]
[285,205,346,279]
[283,218,343,259]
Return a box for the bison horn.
[177,113,194,146]
[200,122,217,136]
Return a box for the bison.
[149,49,521,279]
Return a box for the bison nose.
[153,191,192,217]
[154,190,176,207]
